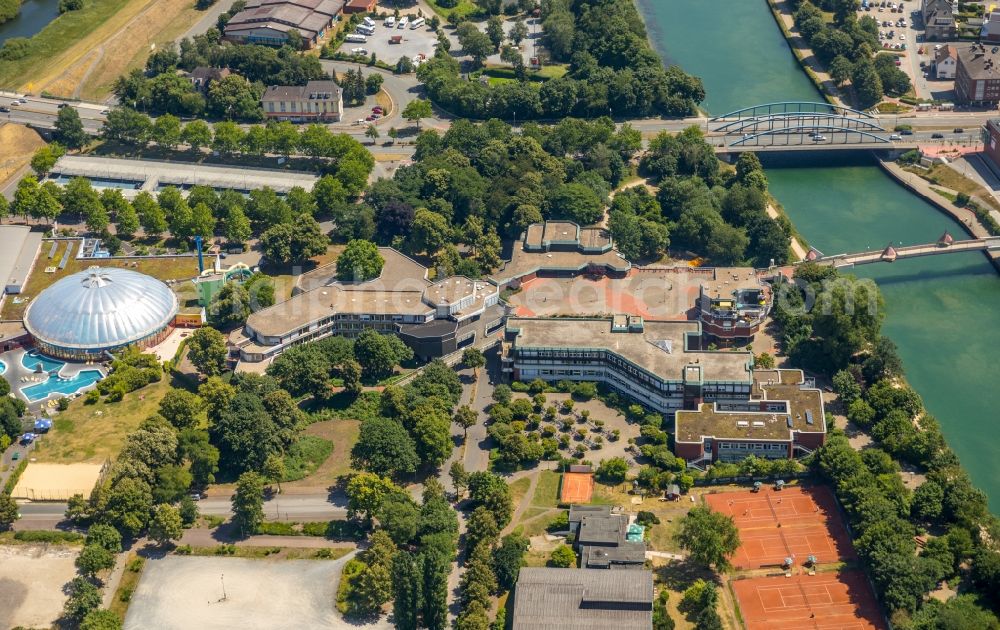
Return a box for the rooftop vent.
[752,421,765,427]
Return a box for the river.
[637,1,1000,509]
[0,0,60,47]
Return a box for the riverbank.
[763,0,843,107]
[877,158,1000,272]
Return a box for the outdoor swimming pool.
[48,174,143,190]
[21,370,103,402]
[21,352,65,374]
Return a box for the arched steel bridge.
[708,101,891,148]
[710,101,877,121]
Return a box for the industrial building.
[23,267,178,361]
[223,0,344,47]
[0,225,42,296]
[511,568,654,630]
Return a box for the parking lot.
[336,13,438,71]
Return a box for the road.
[15,491,346,530]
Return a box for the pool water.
[21,369,103,402]
[21,352,65,374]
[48,174,143,190]
[0,360,5,374]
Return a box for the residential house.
[922,0,958,40]
[935,45,957,79]
[260,80,343,122]
[511,567,654,630]
[188,67,231,93]
[981,118,1000,174]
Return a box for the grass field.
[423,0,478,19]
[283,420,360,489]
[917,163,1000,212]
[281,435,334,482]
[33,378,171,464]
[0,124,45,184]
[1,251,199,320]
[110,554,146,622]
[508,477,531,508]
[1,0,213,99]
[263,244,345,302]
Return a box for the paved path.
[880,159,995,239]
[179,526,358,549]
[645,550,687,561]
[767,203,808,261]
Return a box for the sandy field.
[125,555,390,630]
[0,124,45,184]
[12,463,104,500]
[0,544,81,629]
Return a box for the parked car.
[0,106,8,112]
[953,128,964,133]
[931,133,944,139]
[900,129,913,135]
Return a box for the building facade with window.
[233,248,503,366]
[261,81,343,122]
[503,316,754,414]
[674,369,826,466]
[956,44,1000,106]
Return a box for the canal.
[638,1,1000,508]
[0,0,60,47]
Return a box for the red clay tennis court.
[705,486,855,569]
[733,570,886,630]
[559,472,594,503]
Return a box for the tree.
[85,523,122,553]
[207,74,262,121]
[0,493,18,529]
[212,120,245,154]
[114,199,140,239]
[377,495,420,545]
[102,477,153,538]
[187,327,228,376]
[81,609,123,630]
[409,208,451,255]
[468,471,513,527]
[456,23,494,67]
[158,389,203,430]
[133,192,167,237]
[346,472,400,521]
[231,471,264,537]
[151,113,182,149]
[829,55,853,86]
[596,456,629,483]
[263,453,286,494]
[402,99,433,130]
[453,405,478,439]
[365,124,379,144]
[259,216,328,265]
[494,532,529,589]
[510,19,528,45]
[851,56,883,109]
[76,543,116,577]
[486,16,505,50]
[179,429,220,487]
[30,143,65,176]
[181,120,212,152]
[352,417,419,479]
[64,576,102,623]
[102,107,151,145]
[462,347,485,374]
[549,182,603,225]
[147,503,183,545]
[55,106,89,149]
[676,505,740,569]
[353,329,412,380]
[466,506,499,552]
[411,404,454,468]
[549,544,576,567]
[365,73,383,96]
[393,551,422,630]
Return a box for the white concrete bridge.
[799,233,1000,268]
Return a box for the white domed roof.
[25,266,178,350]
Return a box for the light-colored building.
[261,80,343,122]
[935,45,958,79]
[511,568,654,630]
[674,369,826,467]
[0,225,42,296]
[223,0,344,47]
[983,10,1000,42]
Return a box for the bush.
[175,544,193,554]
[14,530,83,543]
[547,511,569,531]
[955,192,971,207]
[637,511,661,527]
[548,544,576,567]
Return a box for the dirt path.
[770,0,847,107]
[601,178,654,228]
[766,203,808,261]
[502,470,539,536]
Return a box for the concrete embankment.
[877,158,1000,273]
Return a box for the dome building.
[24,266,178,361]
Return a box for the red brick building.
[342,0,376,13]
[956,43,1000,106]
[983,119,1000,171]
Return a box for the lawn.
[110,554,146,622]
[423,0,478,19]
[508,476,531,508]
[917,163,1000,212]
[262,243,345,301]
[531,471,561,508]
[0,124,46,184]
[283,419,360,489]
[281,435,334,482]
[1,252,199,320]
[33,378,171,464]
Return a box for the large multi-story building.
[502,317,824,465]
[674,369,826,467]
[956,44,1000,106]
[232,248,503,366]
[503,316,754,414]
[261,80,342,122]
[922,0,958,40]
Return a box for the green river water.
[636,2,1000,508]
